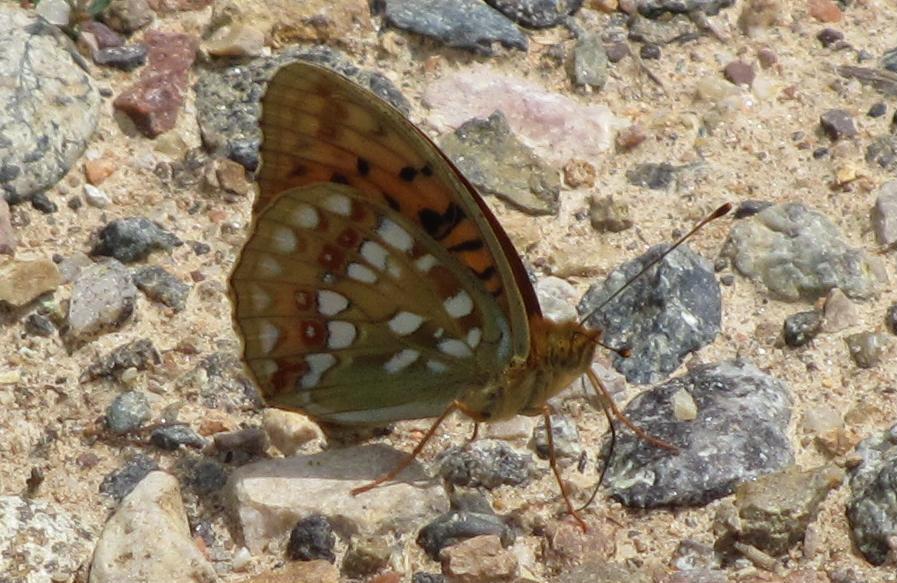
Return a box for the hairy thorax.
[460,317,600,422]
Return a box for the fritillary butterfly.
[229,60,677,528]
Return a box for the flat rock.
[227,444,448,553]
[485,0,582,28]
[89,471,220,582]
[0,257,61,306]
[67,259,138,342]
[871,180,897,247]
[604,360,794,507]
[382,0,527,54]
[721,202,881,301]
[0,496,93,582]
[0,6,100,204]
[846,425,897,565]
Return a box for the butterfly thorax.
[459,317,599,422]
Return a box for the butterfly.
[228,60,680,529]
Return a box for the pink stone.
[144,31,198,74]
[81,21,124,48]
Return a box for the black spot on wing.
[448,239,484,252]
[331,172,349,184]
[421,164,433,177]
[418,203,465,240]
[290,163,307,177]
[399,166,418,181]
[475,266,496,281]
[357,157,370,176]
[384,194,400,211]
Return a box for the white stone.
[263,408,324,456]
[89,471,219,583]
[228,445,448,553]
[535,276,578,322]
[84,183,112,208]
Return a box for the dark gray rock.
[99,454,159,500]
[184,459,228,495]
[603,360,793,508]
[412,573,445,583]
[871,180,897,247]
[485,0,582,29]
[150,424,206,450]
[847,425,897,565]
[287,515,335,562]
[0,6,100,204]
[820,109,858,140]
[132,265,190,311]
[532,414,582,460]
[195,46,410,171]
[24,313,55,337]
[782,310,823,347]
[845,332,890,368]
[572,32,608,89]
[626,162,676,190]
[579,244,721,385]
[733,199,772,219]
[721,203,881,301]
[638,0,735,17]
[30,192,57,213]
[91,217,182,263]
[93,44,148,71]
[437,440,532,489]
[886,303,897,334]
[382,0,527,53]
[83,338,160,382]
[865,134,897,170]
[438,111,559,216]
[417,510,514,560]
[105,390,151,434]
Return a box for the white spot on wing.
[302,353,336,388]
[317,290,349,316]
[256,321,280,354]
[384,349,420,373]
[248,283,272,312]
[466,327,482,349]
[360,241,388,270]
[348,263,377,283]
[444,291,474,318]
[389,311,424,336]
[269,225,297,253]
[257,255,282,277]
[439,339,472,358]
[378,219,413,252]
[327,321,357,349]
[386,257,402,279]
[292,204,319,229]
[415,255,438,272]
[427,360,448,373]
[323,194,351,216]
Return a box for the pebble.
[846,426,897,564]
[615,124,647,150]
[868,102,887,118]
[723,60,755,87]
[579,245,721,384]
[133,265,191,311]
[816,27,844,48]
[886,302,897,334]
[605,41,630,63]
[81,20,124,48]
[439,111,560,216]
[228,444,447,552]
[532,414,582,460]
[381,0,527,54]
[30,191,57,213]
[572,32,608,89]
[105,390,151,434]
[150,424,207,450]
[342,535,391,578]
[640,43,661,60]
[807,0,842,23]
[440,534,517,583]
[263,408,323,455]
[0,257,61,307]
[99,454,160,501]
[213,427,269,461]
[102,0,155,33]
[866,134,897,170]
[845,332,890,368]
[871,180,897,246]
[90,471,219,582]
[534,276,579,322]
[0,496,93,582]
[0,199,15,254]
[67,260,138,342]
[83,338,160,381]
[286,515,336,562]
[819,109,857,140]
[757,47,777,69]
[91,217,183,263]
[626,162,675,189]
[589,195,633,233]
[485,0,582,28]
[93,44,148,70]
[83,183,111,208]
[204,23,266,58]
[782,310,823,347]
[563,159,596,188]
[604,360,793,507]
[437,440,532,489]
[24,312,56,337]
[721,202,881,301]
[638,0,734,17]
[822,288,857,333]
[417,510,514,560]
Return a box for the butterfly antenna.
[578,203,732,325]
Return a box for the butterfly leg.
[542,406,588,532]
[351,401,459,496]
[585,367,678,452]
[465,422,480,445]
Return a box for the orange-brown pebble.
[808,0,842,22]
[616,124,647,151]
[563,159,596,188]
[586,0,618,12]
[440,535,517,583]
[216,158,251,196]
[84,158,117,185]
[198,413,237,436]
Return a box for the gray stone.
[847,426,897,565]
[101,0,154,33]
[626,162,677,190]
[486,0,582,29]
[93,44,148,70]
[589,195,632,233]
[604,360,794,508]
[91,217,182,263]
[579,245,721,385]
[133,265,191,311]
[99,454,159,501]
[439,111,560,216]
[195,46,410,170]
[721,203,881,301]
[0,496,93,582]
[820,109,858,140]
[845,332,890,368]
[865,134,897,170]
[532,414,582,460]
[83,338,160,381]
[782,310,823,347]
[871,180,897,246]
[105,390,151,434]
[287,515,336,562]
[382,0,527,54]
[573,32,608,89]
[417,511,514,560]
[150,424,207,450]
[0,6,100,204]
[437,440,532,489]
[638,0,735,17]
[67,260,138,342]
